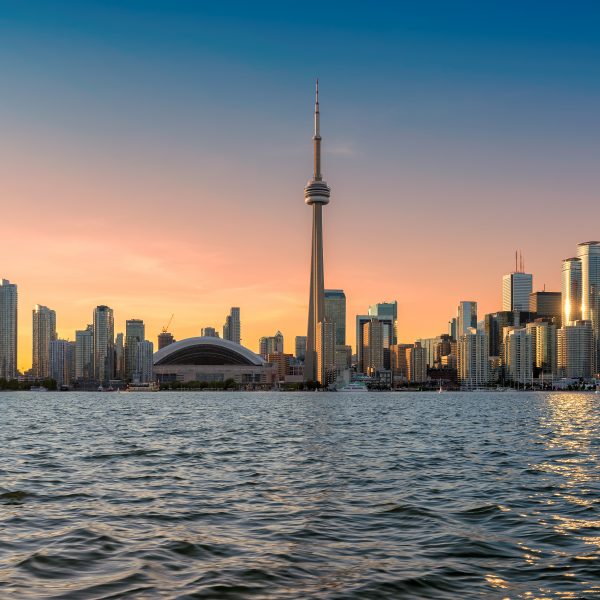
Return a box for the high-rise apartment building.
[562,257,582,326]
[448,317,457,341]
[324,289,346,346]
[390,343,412,379]
[457,328,489,389]
[50,339,75,387]
[577,241,600,372]
[259,331,284,359]
[503,327,533,384]
[557,320,594,379]
[115,333,125,380]
[136,340,154,383]
[356,314,394,371]
[526,320,557,375]
[362,318,384,376]
[32,304,56,379]
[407,342,428,383]
[503,272,533,311]
[0,279,18,380]
[316,319,335,386]
[125,319,145,381]
[158,331,175,350]
[368,301,398,345]
[484,310,536,358]
[294,336,307,362]
[93,305,114,383]
[201,327,219,337]
[223,307,241,345]
[75,325,94,381]
[457,301,477,339]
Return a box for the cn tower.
[304,80,331,382]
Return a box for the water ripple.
[1,391,600,598]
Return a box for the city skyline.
[3,2,600,371]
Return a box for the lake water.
[1,391,600,599]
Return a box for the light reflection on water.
[1,391,599,599]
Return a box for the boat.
[337,382,369,392]
[125,382,160,392]
[438,381,444,393]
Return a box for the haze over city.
[3,2,600,371]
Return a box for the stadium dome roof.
[153,337,266,367]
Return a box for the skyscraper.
[362,318,384,375]
[93,305,114,383]
[259,331,284,359]
[316,319,335,386]
[125,319,145,381]
[32,304,57,379]
[0,279,18,380]
[75,325,94,381]
[324,289,346,346]
[503,327,533,384]
[457,301,477,339]
[529,291,561,321]
[577,241,600,371]
[158,331,175,350]
[457,328,489,389]
[503,272,533,311]
[136,340,154,383]
[305,81,331,382]
[562,257,582,326]
[557,320,594,379]
[368,301,398,344]
[526,319,557,375]
[294,335,307,362]
[50,339,75,387]
[223,307,241,345]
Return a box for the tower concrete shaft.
[304,80,330,382]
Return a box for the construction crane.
[161,314,174,333]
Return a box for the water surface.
[1,391,600,599]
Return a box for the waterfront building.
[268,352,293,381]
[125,319,145,381]
[305,81,331,382]
[362,318,384,376]
[457,328,489,389]
[32,304,56,379]
[529,291,561,322]
[562,257,582,326]
[316,319,335,386]
[335,344,352,374]
[201,327,219,337]
[557,320,594,379]
[368,301,398,345]
[294,335,307,362]
[136,340,154,383]
[577,241,600,371]
[75,325,94,381]
[158,331,175,350]
[50,339,75,387]
[416,337,442,368]
[223,307,241,345]
[324,289,346,346]
[484,310,537,359]
[153,337,277,387]
[0,279,18,380]
[93,305,114,383]
[504,327,533,384]
[259,331,284,359]
[457,301,477,339]
[115,333,125,379]
[407,342,428,383]
[356,314,394,371]
[526,319,557,375]
[390,343,412,380]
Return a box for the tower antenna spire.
[313,78,322,181]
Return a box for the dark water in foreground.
[1,392,600,599]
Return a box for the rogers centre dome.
[153,337,276,387]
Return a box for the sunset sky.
[2,1,600,371]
